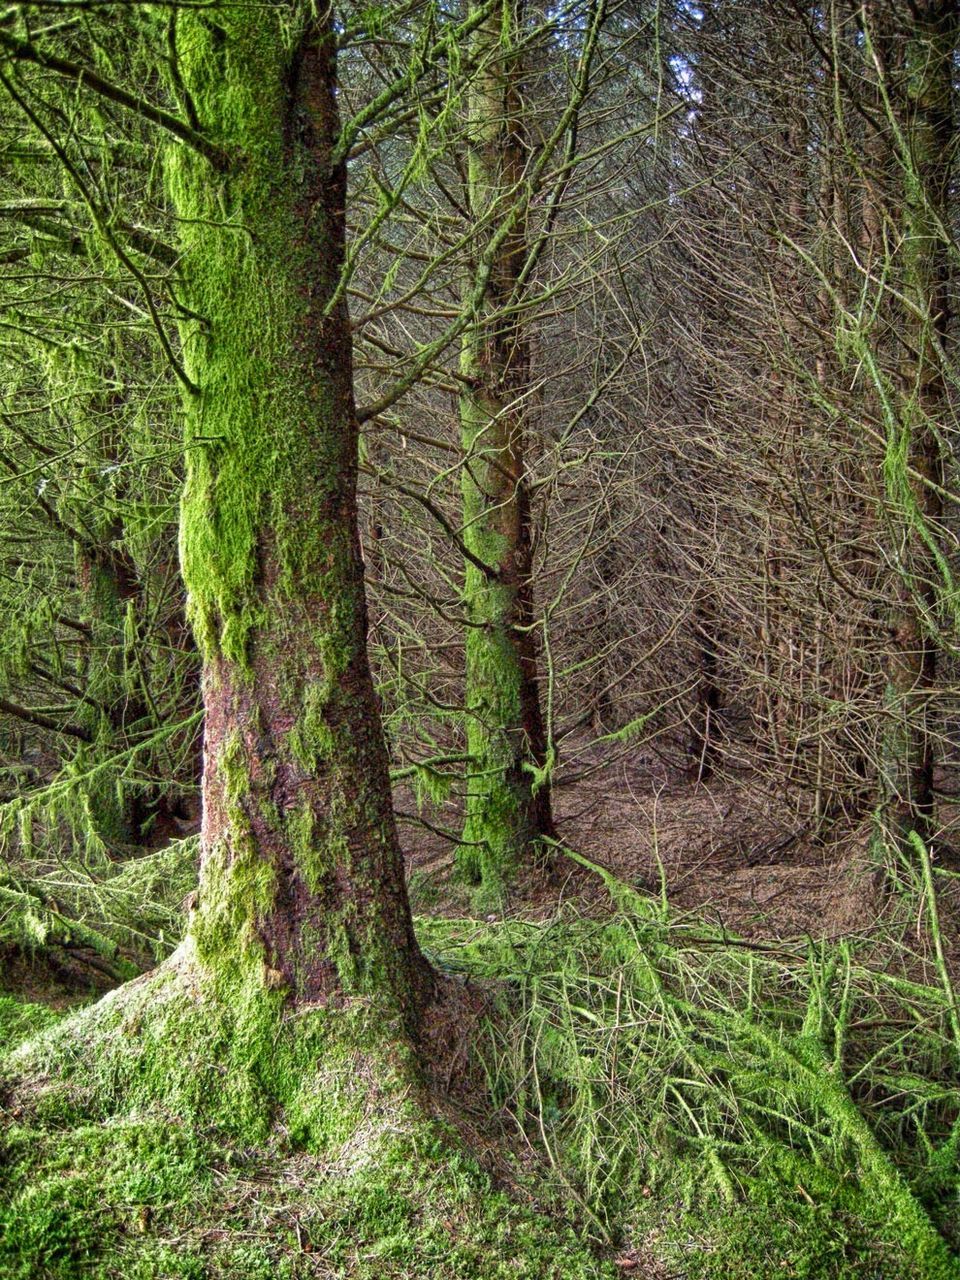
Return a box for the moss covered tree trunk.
[168,7,430,1023]
[458,0,555,892]
[881,0,956,849]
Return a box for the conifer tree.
[0,0,435,1028]
[165,3,432,1016]
[457,0,557,891]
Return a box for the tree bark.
[75,531,145,845]
[879,0,956,848]
[458,0,555,891]
[169,7,430,1023]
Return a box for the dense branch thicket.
[2,2,960,1277]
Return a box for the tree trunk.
[880,0,956,848]
[691,595,721,782]
[458,0,555,891]
[170,7,430,1023]
[75,531,146,846]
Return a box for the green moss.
[161,3,423,1016]
[0,1117,614,1279]
[417,910,960,1279]
[288,682,337,775]
[0,993,63,1050]
[0,954,613,1280]
[166,10,355,674]
[188,731,275,988]
[457,569,540,894]
[633,1140,960,1280]
[2,948,412,1149]
[6,902,959,1279]
[454,0,553,898]
[457,378,534,888]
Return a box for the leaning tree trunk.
[880,0,955,850]
[169,7,430,1024]
[458,0,555,892]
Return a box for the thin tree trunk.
[75,531,145,845]
[458,0,554,891]
[691,595,721,782]
[880,0,955,848]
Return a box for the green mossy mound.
[0,943,614,1280]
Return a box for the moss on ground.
[3,901,960,1279]
[628,1147,959,1279]
[0,944,614,1280]
[0,1122,613,1279]
[0,993,63,1050]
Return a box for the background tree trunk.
[879,0,956,849]
[458,0,555,892]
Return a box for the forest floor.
[407,746,960,955]
[400,751,960,1279]
[3,760,960,1279]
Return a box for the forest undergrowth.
[1,831,959,1279]
[1,1,959,1277]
